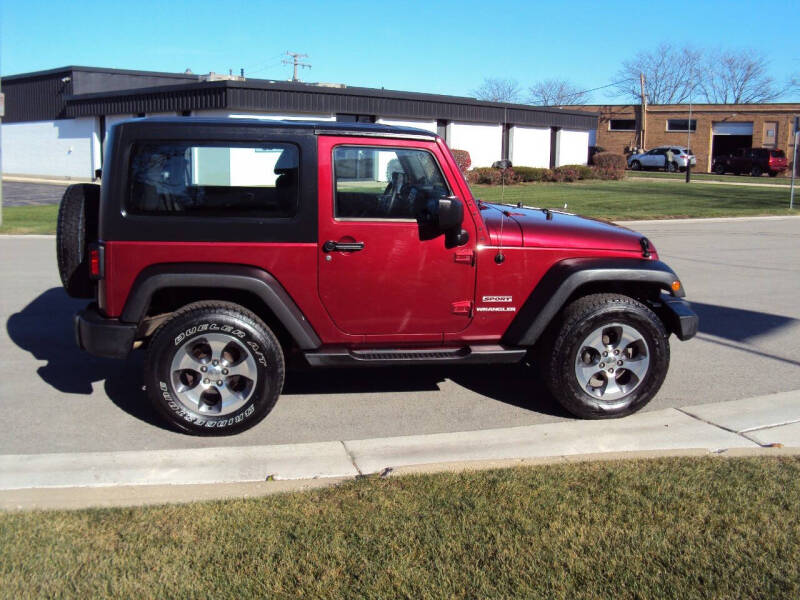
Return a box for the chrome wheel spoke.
[623,356,649,381]
[601,375,623,398]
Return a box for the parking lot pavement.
[1,217,799,455]
[1,181,67,206]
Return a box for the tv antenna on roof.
[282,51,311,82]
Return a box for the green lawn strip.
[1,457,799,598]
[473,180,796,219]
[626,170,793,186]
[0,205,59,234]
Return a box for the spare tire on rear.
[56,184,100,298]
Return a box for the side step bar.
[304,345,527,367]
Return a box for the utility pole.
[282,51,311,82]
[639,73,647,151]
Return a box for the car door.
[643,149,663,168]
[316,136,477,338]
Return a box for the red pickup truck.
[57,118,697,435]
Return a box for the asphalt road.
[1,217,799,454]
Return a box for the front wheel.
[144,301,285,435]
[714,163,726,175]
[629,160,641,171]
[751,166,763,177]
[540,294,670,419]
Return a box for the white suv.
[628,146,696,172]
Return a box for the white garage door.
[712,122,754,135]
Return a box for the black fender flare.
[502,258,684,347]
[120,263,322,350]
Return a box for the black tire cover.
[56,184,100,298]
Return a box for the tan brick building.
[576,103,800,174]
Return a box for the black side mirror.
[428,196,463,231]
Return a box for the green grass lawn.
[1,457,798,598]
[474,179,797,220]
[0,204,58,234]
[626,170,793,186]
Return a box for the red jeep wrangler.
[58,118,697,435]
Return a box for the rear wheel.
[751,166,762,177]
[768,171,778,177]
[56,184,100,298]
[144,301,285,435]
[713,163,726,175]
[540,294,670,419]
[666,161,677,173]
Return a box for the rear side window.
[127,142,299,217]
[332,146,450,219]
[771,150,786,158]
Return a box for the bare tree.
[528,79,591,105]
[472,77,522,103]
[613,43,703,104]
[701,49,782,103]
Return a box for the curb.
[1,390,798,510]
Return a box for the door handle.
[323,240,365,252]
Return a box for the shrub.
[592,152,627,170]
[513,166,554,182]
[451,149,471,174]
[591,165,625,180]
[552,165,593,182]
[591,152,627,180]
[466,167,519,185]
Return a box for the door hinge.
[451,300,473,316]
[454,250,475,265]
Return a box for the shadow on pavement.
[5,287,165,429]
[692,301,798,343]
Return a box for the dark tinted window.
[127,142,299,218]
[666,119,697,132]
[609,119,636,131]
[333,146,450,219]
[771,150,786,158]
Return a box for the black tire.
[630,160,641,171]
[713,163,726,175]
[56,184,100,298]
[540,293,670,419]
[144,301,285,435]
[768,171,778,177]
[751,166,762,177]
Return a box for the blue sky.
[2,0,799,103]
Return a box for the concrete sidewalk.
[2,389,799,509]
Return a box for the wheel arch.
[502,257,684,347]
[121,263,321,350]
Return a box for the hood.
[481,203,647,253]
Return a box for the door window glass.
[333,146,450,219]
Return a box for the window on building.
[666,119,697,132]
[333,146,449,219]
[336,114,376,123]
[127,142,299,218]
[608,119,636,131]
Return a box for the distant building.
[575,103,800,174]
[1,66,597,180]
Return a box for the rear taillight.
[89,243,104,280]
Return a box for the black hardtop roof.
[117,116,440,138]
